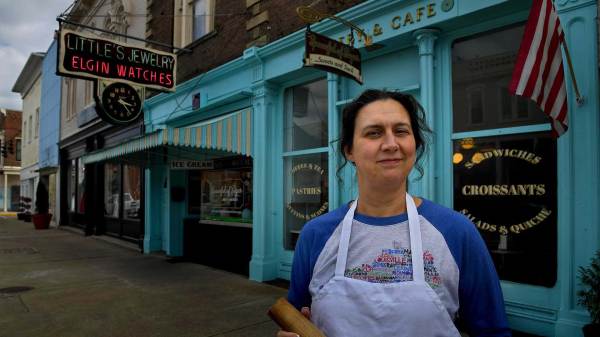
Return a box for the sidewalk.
[0,217,286,337]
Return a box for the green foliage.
[578,250,600,324]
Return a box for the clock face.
[100,82,142,124]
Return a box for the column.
[4,174,7,212]
[327,73,340,209]
[413,29,438,200]
[249,81,279,281]
[143,166,164,253]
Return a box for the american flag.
[509,0,568,137]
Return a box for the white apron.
[310,194,461,337]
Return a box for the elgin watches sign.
[57,28,176,91]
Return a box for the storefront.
[138,0,598,335]
[60,121,145,243]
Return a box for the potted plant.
[578,250,600,337]
[31,182,52,230]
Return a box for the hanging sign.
[304,30,362,84]
[57,28,176,91]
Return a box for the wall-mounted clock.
[99,81,143,125]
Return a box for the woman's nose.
[381,131,399,151]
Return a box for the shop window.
[284,79,328,152]
[67,159,77,212]
[104,163,121,218]
[466,85,484,125]
[283,78,329,250]
[76,158,85,213]
[123,165,141,220]
[284,153,329,250]
[451,24,557,287]
[188,156,253,224]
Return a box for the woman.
[278,90,510,337]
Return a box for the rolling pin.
[267,297,327,337]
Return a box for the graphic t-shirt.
[288,198,510,337]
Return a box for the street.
[0,217,285,337]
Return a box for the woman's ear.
[344,145,354,163]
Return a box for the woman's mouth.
[377,158,401,165]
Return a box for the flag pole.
[560,39,584,105]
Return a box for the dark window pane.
[452,25,550,132]
[123,165,141,220]
[453,132,557,286]
[284,79,328,151]
[104,163,121,218]
[284,153,328,250]
[198,168,252,223]
[76,158,85,213]
[68,159,76,212]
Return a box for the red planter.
[583,324,600,337]
[32,213,52,230]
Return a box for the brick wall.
[259,0,363,45]
[1,109,22,167]
[150,0,364,86]
[147,0,174,53]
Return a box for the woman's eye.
[395,129,409,135]
[366,131,381,137]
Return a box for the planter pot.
[32,213,52,230]
[583,324,600,337]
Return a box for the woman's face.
[345,99,416,188]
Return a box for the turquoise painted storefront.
[138,0,598,335]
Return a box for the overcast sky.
[0,0,73,110]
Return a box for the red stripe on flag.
[509,0,544,93]
[509,0,570,137]
[522,2,552,98]
[535,21,561,104]
[544,65,564,113]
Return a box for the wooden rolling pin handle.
[267,297,327,337]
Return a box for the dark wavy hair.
[337,89,432,180]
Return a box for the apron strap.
[335,195,425,281]
[335,199,357,277]
[406,193,425,282]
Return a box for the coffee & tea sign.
[57,28,176,91]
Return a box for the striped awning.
[82,108,252,164]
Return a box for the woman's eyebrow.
[362,122,411,129]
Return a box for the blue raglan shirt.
[288,198,510,337]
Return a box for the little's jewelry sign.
[57,28,176,91]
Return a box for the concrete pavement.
[0,217,286,337]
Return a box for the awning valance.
[82,108,252,164]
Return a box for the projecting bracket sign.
[57,28,176,92]
[303,30,362,84]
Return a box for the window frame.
[281,77,329,251]
[174,0,215,48]
[449,22,558,289]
